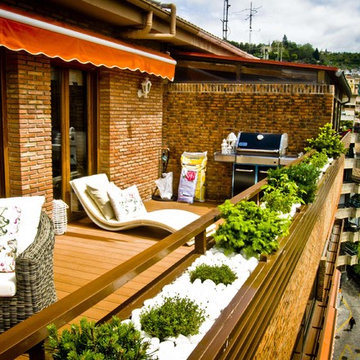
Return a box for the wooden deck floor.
[17,200,218,359]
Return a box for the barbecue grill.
[214,131,296,196]
[235,132,288,165]
[233,132,289,195]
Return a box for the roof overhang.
[0,5,176,80]
[47,0,257,59]
[174,51,352,99]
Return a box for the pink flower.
[185,171,196,182]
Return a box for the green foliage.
[213,200,290,258]
[140,296,206,341]
[227,36,360,69]
[46,317,151,360]
[352,264,360,275]
[261,172,303,213]
[304,151,329,170]
[189,264,237,285]
[340,120,354,132]
[267,162,320,204]
[305,123,346,159]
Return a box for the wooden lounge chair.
[70,174,204,233]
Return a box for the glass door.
[0,52,6,198]
[51,67,97,210]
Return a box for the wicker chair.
[0,211,57,333]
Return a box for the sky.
[174,0,360,52]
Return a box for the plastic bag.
[155,172,173,200]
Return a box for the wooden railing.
[0,150,346,360]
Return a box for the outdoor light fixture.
[137,77,152,98]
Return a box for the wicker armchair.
[0,211,57,333]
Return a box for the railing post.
[194,230,207,254]
[28,341,46,360]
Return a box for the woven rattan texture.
[0,212,57,333]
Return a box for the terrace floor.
[17,199,218,359]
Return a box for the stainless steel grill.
[232,132,289,195]
[235,132,288,165]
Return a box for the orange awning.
[0,7,176,80]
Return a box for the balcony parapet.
[344,158,360,169]
[341,182,360,194]
[340,231,360,243]
[337,254,359,266]
[336,207,360,219]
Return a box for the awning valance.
[0,7,176,80]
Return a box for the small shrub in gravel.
[189,263,237,285]
[140,295,206,341]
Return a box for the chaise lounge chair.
[70,174,205,234]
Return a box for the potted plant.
[305,122,347,159]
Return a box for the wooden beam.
[177,60,238,73]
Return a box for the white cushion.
[0,272,16,297]
[0,196,45,255]
[0,205,21,274]
[85,184,114,220]
[107,183,147,221]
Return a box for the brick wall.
[99,69,163,199]
[163,83,335,201]
[5,50,53,211]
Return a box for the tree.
[282,34,289,47]
[313,48,320,62]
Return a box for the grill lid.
[236,132,288,156]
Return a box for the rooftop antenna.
[222,0,230,40]
[245,2,261,46]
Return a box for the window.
[0,51,6,198]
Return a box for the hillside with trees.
[229,35,360,71]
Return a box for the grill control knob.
[257,134,264,140]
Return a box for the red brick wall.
[5,50,53,211]
[98,69,163,199]
[163,83,335,201]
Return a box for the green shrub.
[305,123,346,159]
[47,317,151,360]
[340,120,353,132]
[213,200,290,258]
[305,150,329,170]
[189,263,237,285]
[285,162,320,204]
[140,296,206,341]
[267,162,320,204]
[261,172,303,213]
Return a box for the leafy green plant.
[261,172,303,213]
[189,264,237,285]
[285,162,320,204]
[305,123,346,159]
[267,162,320,204]
[340,120,353,132]
[305,150,329,170]
[140,296,206,341]
[213,200,290,258]
[46,317,151,360]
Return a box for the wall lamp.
[137,77,152,98]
